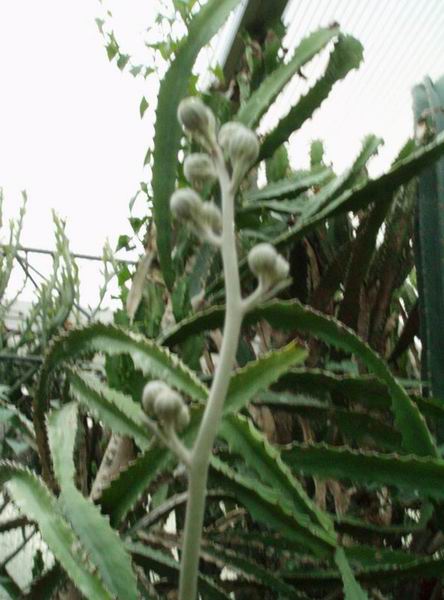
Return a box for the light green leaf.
[335,548,369,600]
[260,35,364,160]
[67,370,151,450]
[236,27,339,128]
[283,442,444,499]
[224,341,308,414]
[47,403,139,600]
[0,462,112,600]
[219,415,335,536]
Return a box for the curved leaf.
[242,167,332,205]
[283,442,444,499]
[210,456,335,558]
[152,0,241,287]
[161,299,436,456]
[34,323,207,485]
[47,403,139,600]
[236,27,339,128]
[260,35,364,161]
[335,548,369,600]
[224,341,308,414]
[219,415,335,536]
[67,370,151,450]
[0,462,112,600]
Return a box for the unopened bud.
[248,243,278,277]
[177,97,216,147]
[201,202,222,233]
[274,255,290,281]
[229,125,260,167]
[154,389,184,423]
[175,404,190,431]
[184,153,216,186]
[142,380,169,415]
[170,188,203,222]
[218,122,241,153]
[248,243,289,287]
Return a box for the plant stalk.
[178,147,242,600]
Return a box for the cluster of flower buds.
[247,243,289,290]
[170,188,222,241]
[142,380,190,431]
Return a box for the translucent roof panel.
[258,0,444,175]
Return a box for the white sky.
[1,0,443,308]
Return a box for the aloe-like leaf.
[47,403,139,600]
[67,370,151,450]
[34,323,207,485]
[210,456,336,558]
[260,35,364,161]
[127,542,230,599]
[271,130,444,252]
[99,407,202,525]
[152,0,240,288]
[224,341,308,414]
[100,444,172,526]
[335,548,369,600]
[242,167,332,205]
[0,462,112,600]
[219,414,335,536]
[236,27,339,128]
[255,390,402,452]
[283,442,444,499]
[161,299,436,456]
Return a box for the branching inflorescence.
[141,97,289,600]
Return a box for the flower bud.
[170,188,203,222]
[201,202,222,233]
[183,153,216,186]
[248,243,278,277]
[142,380,169,415]
[154,389,184,423]
[177,97,216,147]
[175,404,190,431]
[229,125,260,167]
[274,255,290,281]
[218,122,241,153]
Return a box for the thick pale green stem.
[178,147,242,600]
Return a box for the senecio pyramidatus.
[141,97,290,600]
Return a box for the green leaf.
[100,445,172,526]
[151,0,240,288]
[161,300,436,456]
[271,130,444,252]
[236,27,339,128]
[47,403,139,600]
[139,96,149,118]
[260,35,363,160]
[0,462,112,600]
[335,548,369,600]
[224,341,308,414]
[210,456,336,558]
[283,442,444,499]
[219,415,335,536]
[67,371,151,450]
[241,167,332,206]
[35,323,207,485]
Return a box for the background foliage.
[1,1,444,598]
